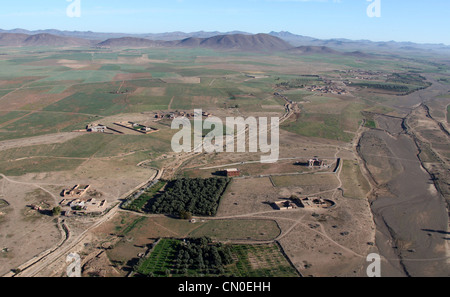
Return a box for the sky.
[0,0,449,45]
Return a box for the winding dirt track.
[2,168,161,277]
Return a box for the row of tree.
[387,73,429,86]
[352,82,411,92]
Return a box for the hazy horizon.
[2,27,450,47]
[0,0,449,45]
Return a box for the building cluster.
[114,121,159,134]
[273,200,299,210]
[295,158,327,169]
[306,85,347,95]
[86,124,108,133]
[298,197,335,209]
[109,89,130,94]
[60,185,107,214]
[308,158,326,168]
[60,197,108,214]
[154,110,212,120]
[340,69,387,81]
[62,185,91,198]
[273,196,335,211]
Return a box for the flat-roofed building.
[224,168,241,177]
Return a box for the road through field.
[0,132,82,152]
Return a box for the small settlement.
[60,185,107,215]
[154,110,212,120]
[114,121,159,134]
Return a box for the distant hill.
[269,31,318,45]
[98,33,293,52]
[0,33,29,46]
[22,33,93,47]
[143,30,252,41]
[285,45,377,59]
[0,28,448,55]
[177,33,293,52]
[287,46,340,55]
[97,37,166,48]
[0,32,94,47]
[342,50,374,58]
[268,31,450,54]
[0,28,252,41]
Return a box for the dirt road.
[0,132,82,152]
[4,168,161,277]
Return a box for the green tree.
[52,206,62,216]
[179,210,193,220]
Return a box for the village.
[84,121,159,135]
[59,185,108,216]
[339,69,388,81]
[82,110,214,136]
[306,84,348,95]
[153,110,213,120]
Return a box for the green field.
[0,157,84,176]
[282,113,355,142]
[0,112,94,141]
[0,45,445,179]
[37,70,119,84]
[1,42,448,279]
[135,238,299,277]
[271,173,339,189]
[282,100,365,142]
[0,111,29,125]
[43,91,127,116]
[189,219,281,241]
[122,181,167,212]
[0,133,115,161]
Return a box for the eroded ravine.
[358,114,449,276]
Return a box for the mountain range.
[0,28,449,55]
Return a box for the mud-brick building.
[224,168,241,177]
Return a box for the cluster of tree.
[352,82,411,93]
[387,73,429,86]
[172,237,234,275]
[276,81,305,89]
[276,76,322,89]
[147,178,231,217]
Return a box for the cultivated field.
[0,44,449,278]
